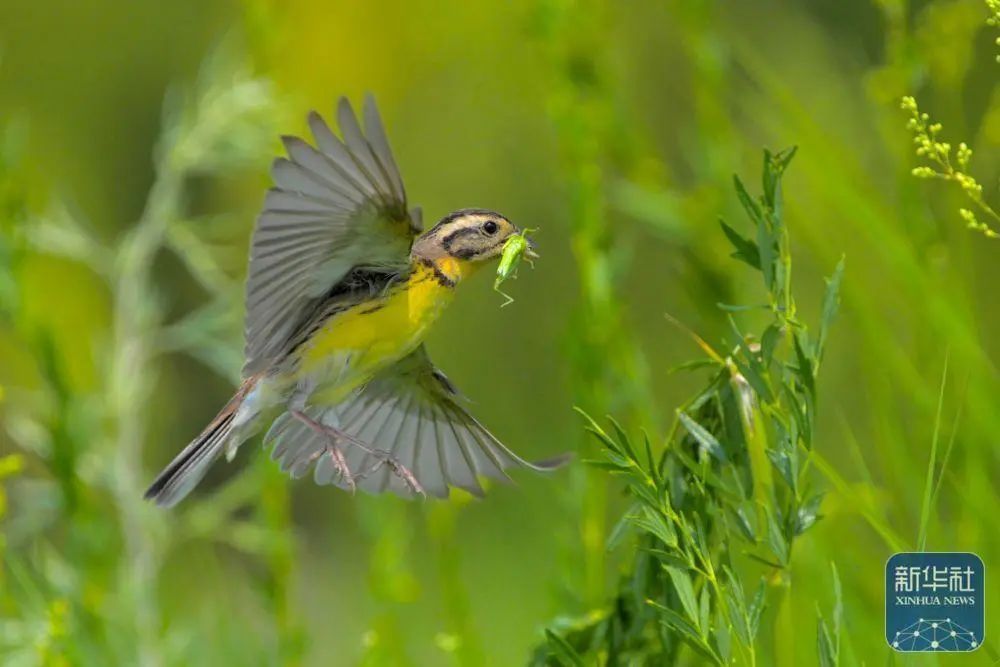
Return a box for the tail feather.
[144,387,252,507]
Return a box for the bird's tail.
[144,377,258,508]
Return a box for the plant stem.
[108,169,181,667]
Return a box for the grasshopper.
[494,228,538,307]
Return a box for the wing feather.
[442,411,484,496]
[264,346,569,498]
[422,406,450,498]
[243,96,417,376]
[370,392,412,494]
[362,94,407,200]
[263,189,345,215]
[280,137,371,204]
[307,112,375,196]
[336,99,388,198]
[270,158,359,206]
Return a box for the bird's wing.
[243,95,420,375]
[264,346,570,498]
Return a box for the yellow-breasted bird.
[145,95,567,506]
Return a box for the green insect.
[494,228,539,307]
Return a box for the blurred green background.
[1,0,998,664]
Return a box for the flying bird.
[144,95,567,506]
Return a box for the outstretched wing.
[264,347,570,498]
[243,95,420,375]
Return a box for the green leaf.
[688,369,728,411]
[723,568,750,646]
[732,175,763,225]
[628,506,678,549]
[727,317,772,384]
[642,431,661,487]
[796,492,825,535]
[761,323,783,366]
[816,561,843,667]
[763,146,798,208]
[731,350,774,404]
[818,256,845,358]
[605,503,637,551]
[643,547,692,571]
[716,302,769,312]
[781,383,812,448]
[719,218,761,269]
[607,416,638,463]
[748,578,767,640]
[718,383,748,461]
[729,504,757,543]
[792,331,816,400]
[656,609,723,665]
[668,358,721,374]
[766,446,797,493]
[772,148,796,224]
[772,145,798,171]
[762,148,777,208]
[665,566,701,629]
[831,562,842,640]
[583,425,621,456]
[714,604,732,663]
[678,411,728,463]
[756,211,776,291]
[817,615,837,667]
[745,553,784,570]
[765,507,790,566]
[699,586,711,644]
[673,447,744,503]
[575,407,620,455]
[629,478,662,508]
[544,629,585,667]
[584,456,629,471]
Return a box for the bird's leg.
[351,450,425,497]
[290,410,355,493]
[289,410,424,497]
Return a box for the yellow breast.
[298,262,456,378]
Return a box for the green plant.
[814,564,841,667]
[0,47,302,665]
[900,96,999,238]
[533,149,844,665]
[531,0,654,615]
[988,0,1000,60]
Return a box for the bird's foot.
[353,449,425,497]
[290,410,423,496]
[291,410,356,492]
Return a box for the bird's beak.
[525,235,540,260]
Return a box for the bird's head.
[411,209,536,279]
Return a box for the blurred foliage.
[0,0,998,665]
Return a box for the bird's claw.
[382,453,425,497]
[291,410,422,496]
[351,449,425,497]
[325,444,355,494]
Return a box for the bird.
[144,95,568,507]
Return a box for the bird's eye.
[483,220,499,235]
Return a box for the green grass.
[917,353,949,554]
